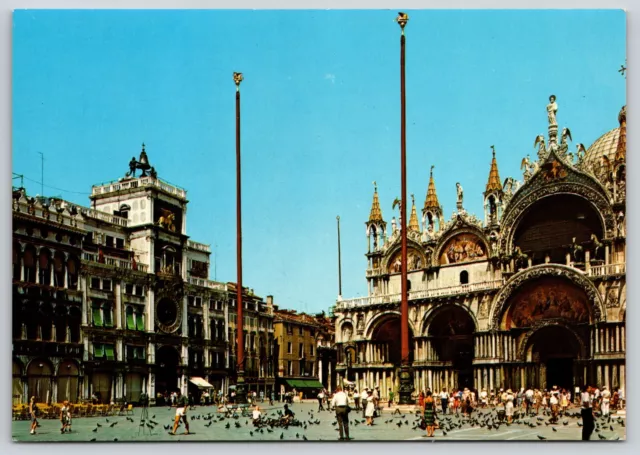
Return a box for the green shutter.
[136,312,145,331]
[137,347,146,360]
[105,345,115,360]
[103,306,113,327]
[94,344,104,358]
[92,306,103,327]
[126,311,135,330]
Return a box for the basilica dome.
[582,105,626,179]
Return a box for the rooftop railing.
[91,176,187,200]
[82,252,149,273]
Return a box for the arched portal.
[524,325,583,390]
[155,345,181,395]
[428,306,475,389]
[27,359,53,404]
[513,194,603,265]
[57,360,80,403]
[371,316,414,365]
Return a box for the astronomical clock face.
[155,298,182,333]
[440,233,487,265]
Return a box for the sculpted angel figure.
[561,127,572,145]
[521,155,532,179]
[547,95,558,126]
[576,143,587,164]
[456,182,464,205]
[534,135,546,161]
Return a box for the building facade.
[334,99,626,397]
[273,310,336,395]
[12,148,276,405]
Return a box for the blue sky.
[12,9,626,314]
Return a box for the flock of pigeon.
[79,405,624,442]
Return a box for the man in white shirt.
[525,388,534,415]
[440,388,450,414]
[317,390,325,412]
[252,406,262,425]
[479,389,488,408]
[331,386,351,441]
[361,388,368,418]
[580,385,595,440]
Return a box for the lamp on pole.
[233,71,246,404]
[396,11,414,405]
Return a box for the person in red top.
[418,391,425,408]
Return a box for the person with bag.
[423,390,437,437]
[331,386,351,441]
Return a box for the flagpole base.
[398,365,414,405]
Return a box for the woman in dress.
[505,389,515,425]
[560,389,569,415]
[365,389,376,426]
[29,396,38,435]
[423,391,437,437]
[418,391,425,409]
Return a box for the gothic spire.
[368,181,384,223]
[485,145,503,193]
[408,194,420,232]
[615,105,626,162]
[423,165,441,213]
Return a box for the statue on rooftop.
[547,95,558,127]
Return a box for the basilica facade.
[333,98,626,396]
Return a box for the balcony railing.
[366,268,381,277]
[187,240,211,253]
[588,263,625,277]
[187,276,226,291]
[335,280,504,310]
[83,252,149,273]
[91,176,186,200]
[81,208,129,227]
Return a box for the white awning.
[189,377,214,388]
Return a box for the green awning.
[136,312,145,331]
[285,379,323,389]
[92,306,103,327]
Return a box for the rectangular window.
[90,277,101,289]
[135,285,144,297]
[125,283,134,294]
[287,342,292,354]
[310,345,314,357]
[92,304,103,327]
[299,343,304,357]
[102,279,112,292]
[103,305,113,327]
[299,326,303,336]
[136,312,145,331]
[115,238,125,249]
[104,344,115,360]
[105,236,114,248]
[126,309,135,330]
[188,296,195,307]
[93,343,104,358]
[288,361,293,376]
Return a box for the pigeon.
[90,438,97,442]
[563,421,568,426]
[106,419,109,423]
[280,432,284,440]
[250,431,253,437]
[225,423,231,429]
[303,435,308,441]
[110,422,117,428]
[598,434,607,440]
[96,423,102,427]
[113,438,118,442]
[442,430,447,436]
[577,422,583,427]
[537,435,546,440]
[92,427,98,433]
[164,425,171,430]
[296,433,299,439]
[152,415,156,419]
[552,427,557,432]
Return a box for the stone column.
[596,365,602,387]
[621,326,625,351]
[615,326,620,352]
[147,288,155,333]
[489,368,494,391]
[81,276,88,325]
[604,364,610,388]
[605,245,610,265]
[594,327,600,353]
[620,365,625,390]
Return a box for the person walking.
[505,390,515,425]
[388,388,394,408]
[317,390,325,411]
[354,389,360,411]
[269,391,274,406]
[361,388,368,419]
[423,391,437,437]
[365,389,375,426]
[601,386,611,417]
[440,388,449,414]
[170,391,190,435]
[60,400,72,433]
[581,385,595,440]
[332,386,351,441]
[29,396,38,435]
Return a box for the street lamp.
[396,11,414,405]
[234,71,246,404]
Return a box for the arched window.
[67,256,79,289]
[23,246,36,283]
[13,243,21,281]
[53,252,65,288]
[460,270,469,285]
[39,249,51,285]
[39,304,53,341]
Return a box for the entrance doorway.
[527,325,582,390]
[428,306,475,389]
[156,346,181,396]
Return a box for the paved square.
[12,401,626,442]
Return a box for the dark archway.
[371,316,414,365]
[155,345,181,396]
[57,360,80,403]
[525,325,582,390]
[514,194,603,265]
[27,359,53,403]
[428,306,475,389]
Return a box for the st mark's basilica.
[333,97,626,396]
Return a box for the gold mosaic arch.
[433,223,490,266]
[382,239,427,273]
[488,264,605,330]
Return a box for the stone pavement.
[12,401,626,442]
